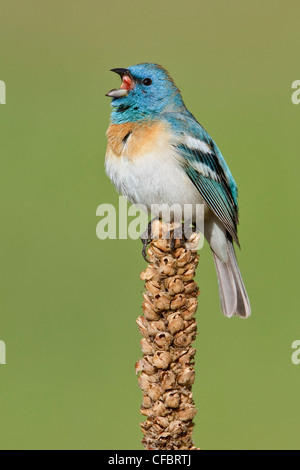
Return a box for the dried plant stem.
[136,220,200,450]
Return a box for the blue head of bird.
[106,63,185,124]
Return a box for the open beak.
[106,68,134,98]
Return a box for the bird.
[104,63,251,319]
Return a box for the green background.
[0,0,299,450]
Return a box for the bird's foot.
[141,220,197,261]
[140,218,160,262]
[168,222,197,254]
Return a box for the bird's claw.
[141,238,151,262]
[167,223,196,253]
[140,218,159,262]
[141,220,196,261]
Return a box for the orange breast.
[106,121,170,160]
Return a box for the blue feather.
[163,111,238,203]
[162,112,239,244]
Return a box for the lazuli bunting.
[105,63,251,319]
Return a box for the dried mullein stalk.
[136,219,200,450]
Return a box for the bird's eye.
[142,78,152,86]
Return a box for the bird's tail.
[212,240,251,319]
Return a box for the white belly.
[105,151,205,222]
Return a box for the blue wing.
[163,112,240,245]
